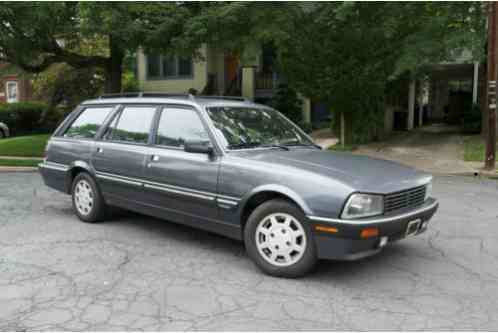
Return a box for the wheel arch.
[65,160,95,193]
[239,184,312,231]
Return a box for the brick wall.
[0,63,34,103]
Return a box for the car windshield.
[206,107,314,150]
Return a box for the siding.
[137,45,208,93]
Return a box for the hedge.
[0,102,63,135]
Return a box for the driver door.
[142,105,220,222]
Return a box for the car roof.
[82,94,267,110]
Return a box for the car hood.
[231,148,432,194]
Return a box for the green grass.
[0,158,41,167]
[328,143,357,152]
[463,135,498,162]
[0,134,50,157]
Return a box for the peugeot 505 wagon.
[39,94,438,277]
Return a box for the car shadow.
[102,208,413,279]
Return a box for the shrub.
[462,103,481,134]
[0,102,49,135]
[269,84,303,124]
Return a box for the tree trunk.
[340,111,345,148]
[481,45,489,140]
[105,37,124,94]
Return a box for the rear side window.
[104,106,156,144]
[64,107,113,139]
[155,108,209,147]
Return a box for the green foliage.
[0,102,49,135]
[273,2,486,144]
[122,72,139,93]
[32,63,105,111]
[0,3,203,92]
[462,104,482,134]
[269,84,303,124]
[0,134,50,157]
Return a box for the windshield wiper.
[227,142,262,150]
[261,144,290,151]
[280,140,322,149]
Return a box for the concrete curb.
[0,167,38,172]
[0,156,43,160]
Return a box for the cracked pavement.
[0,173,497,331]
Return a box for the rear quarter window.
[63,107,114,139]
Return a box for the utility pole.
[485,1,498,170]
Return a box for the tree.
[274,2,486,144]
[0,2,201,93]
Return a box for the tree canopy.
[0,2,202,92]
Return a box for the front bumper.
[308,198,439,260]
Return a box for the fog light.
[379,236,388,248]
[360,227,379,238]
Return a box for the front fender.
[238,183,313,216]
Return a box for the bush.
[269,84,303,124]
[462,104,481,134]
[0,102,49,135]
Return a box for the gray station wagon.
[39,94,438,277]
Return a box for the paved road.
[1,173,497,331]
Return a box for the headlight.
[425,182,432,201]
[341,193,384,219]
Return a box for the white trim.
[5,80,18,103]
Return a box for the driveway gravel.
[0,172,497,331]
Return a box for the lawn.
[463,135,498,162]
[0,158,41,167]
[0,134,50,157]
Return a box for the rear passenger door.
[142,106,220,221]
[92,105,157,203]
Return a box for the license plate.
[405,219,421,237]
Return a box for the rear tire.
[0,130,4,139]
[71,172,107,223]
[244,199,317,278]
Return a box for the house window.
[5,81,18,103]
[146,54,193,79]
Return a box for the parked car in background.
[0,122,9,138]
[39,94,438,277]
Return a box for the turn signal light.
[315,225,338,234]
[360,227,379,238]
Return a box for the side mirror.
[184,140,214,155]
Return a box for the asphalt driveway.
[1,173,497,331]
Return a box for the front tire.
[244,199,317,278]
[71,172,107,223]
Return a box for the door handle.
[151,155,160,162]
[96,147,104,153]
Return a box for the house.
[386,51,480,133]
[136,44,316,126]
[0,63,33,104]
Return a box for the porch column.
[300,95,311,124]
[241,66,255,101]
[407,78,416,130]
[472,62,479,104]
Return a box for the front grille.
[384,185,426,214]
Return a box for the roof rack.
[97,92,248,102]
[195,95,248,102]
[98,92,195,100]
